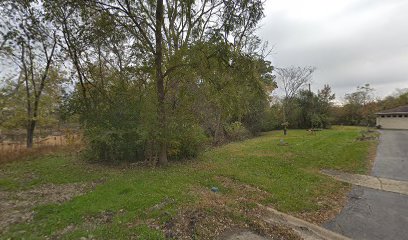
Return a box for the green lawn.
[0,127,376,239]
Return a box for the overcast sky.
[258,0,408,101]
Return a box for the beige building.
[376,105,408,130]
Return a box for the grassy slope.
[0,126,375,239]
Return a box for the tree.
[275,66,316,99]
[0,69,63,131]
[317,84,335,128]
[274,66,315,133]
[187,41,276,143]
[343,84,376,126]
[79,0,266,164]
[37,0,273,164]
[0,1,59,148]
[267,84,335,130]
[379,88,408,110]
[2,0,273,163]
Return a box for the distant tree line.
[260,66,336,132]
[333,86,408,127]
[260,72,408,132]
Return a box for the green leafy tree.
[317,84,335,128]
[343,84,376,126]
[46,0,270,164]
[1,0,59,147]
[379,88,408,110]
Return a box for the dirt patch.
[142,176,299,239]
[218,229,269,240]
[83,208,126,226]
[159,202,298,240]
[161,207,242,239]
[355,130,380,142]
[367,140,379,174]
[0,181,98,233]
[50,208,127,239]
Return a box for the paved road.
[372,130,408,181]
[325,130,408,240]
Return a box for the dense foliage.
[1,0,277,163]
[68,39,275,162]
[262,84,336,130]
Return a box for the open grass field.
[0,127,376,239]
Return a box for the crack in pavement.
[376,177,383,190]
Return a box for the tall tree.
[154,0,167,164]
[344,84,376,126]
[88,0,265,164]
[275,66,315,133]
[317,84,335,127]
[1,0,59,148]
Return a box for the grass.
[0,126,376,239]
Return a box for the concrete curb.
[257,204,351,240]
[321,169,408,195]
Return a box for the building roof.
[376,105,408,115]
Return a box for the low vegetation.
[0,131,81,164]
[0,127,375,239]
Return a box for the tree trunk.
[22,42,34,149]
[282,100,288,135]
[26,120,36,148]
[155,0,168,165]
[214,111,222,144]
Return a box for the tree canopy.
[1,0,276,164]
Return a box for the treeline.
[261,85,336,131]
[260,67,336,131]
[0,0,275,164]
[333,85,408,126]
[261,68,407,132]
[261,81,408,132]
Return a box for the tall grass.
[0,134,81,164]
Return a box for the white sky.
[258,0,408,100]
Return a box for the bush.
[311,114,322,129]
[168,124,209,160]
[259,106,282,131]
[83,127,146,163]
[71,72,150,163]
[224,121,251,141]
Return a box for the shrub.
[224,121,251,141]
[83,127,146,163]
[70,72,151,163]
[168,124,209,160]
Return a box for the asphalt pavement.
[325,130,408,240]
